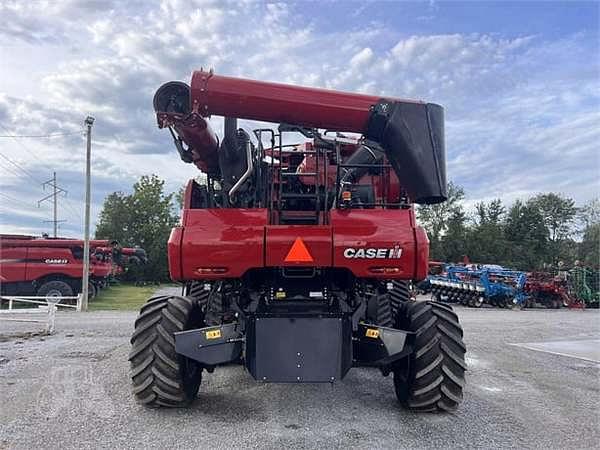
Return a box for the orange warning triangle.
[284,237,314,263]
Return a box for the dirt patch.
[0,331,47,343]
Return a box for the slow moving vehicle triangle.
[284,237,314,263]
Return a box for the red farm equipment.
[0,235,145,301]
[93,245,147,280]
[129,71,466,412]
[524,272,583,309]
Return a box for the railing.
[0,295,82,333]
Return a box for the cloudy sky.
[0,0,598,237]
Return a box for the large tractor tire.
[129,294,206,407]
[393,301,467,412]
[88,282,97,301]
[37,280,74,298]
[371,281,411,327]
[388,280,412,318]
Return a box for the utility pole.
[81,116,94,312]
[38,172,67,237]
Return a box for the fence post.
[8,298,13,310]
[76,294,83,312]
[46,304,57,334]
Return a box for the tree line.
[94,175,599,282]
[417,182,599,270]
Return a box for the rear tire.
[393,301,467,412]
[88,282,97,300]
[388,281,411,319]
[37,280,73,298]
[129,295,206,407]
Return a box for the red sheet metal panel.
[179,209,268,279]
[331,209,419,279]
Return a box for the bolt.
[297,352,301,356]
[297,364,301,368]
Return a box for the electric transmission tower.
[38,172,67,237]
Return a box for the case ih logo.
[44,258,68,264]
[343,246,402,259]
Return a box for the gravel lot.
[0,300,598,450]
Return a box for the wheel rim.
[45,289,62,299]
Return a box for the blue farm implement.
[429,265,527,308]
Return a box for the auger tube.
[156,70,448,203]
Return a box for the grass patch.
[90,283,178,311]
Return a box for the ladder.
[270,133,329,225]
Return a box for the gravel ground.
[0,300,599,450]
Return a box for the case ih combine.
[129,71,466,412]
[0,235,146,300]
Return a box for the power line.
[63,197,83,223]
[0,121,87,233]
[0,152,39,183]
[0,160,25,179]
[0,192,37,209]
[0,123,74,175]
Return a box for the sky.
[0,0,598,237]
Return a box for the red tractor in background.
[129,71,466,412]
[0,235,146,300]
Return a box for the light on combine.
[369,267,401,274]
[195,267,228,274]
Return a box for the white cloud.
[0,1,598,236]
[350,47,374,67]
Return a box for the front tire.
[129,295,206,407]
[393,301,467,412]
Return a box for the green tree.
[440,208,469,262]
[577,199,600,266]
[175,185,185,209]
[504,200,549,270]
[529,193,577,265]
[468,199,508,265]
[579,223,600,266]
[95,192,130,244]
[95,175,179,281]
[417,181,465,260]
[578,198,600,233]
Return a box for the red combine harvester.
[129,71,466,412]
[93,245,147,280]
[0,235,146,300]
